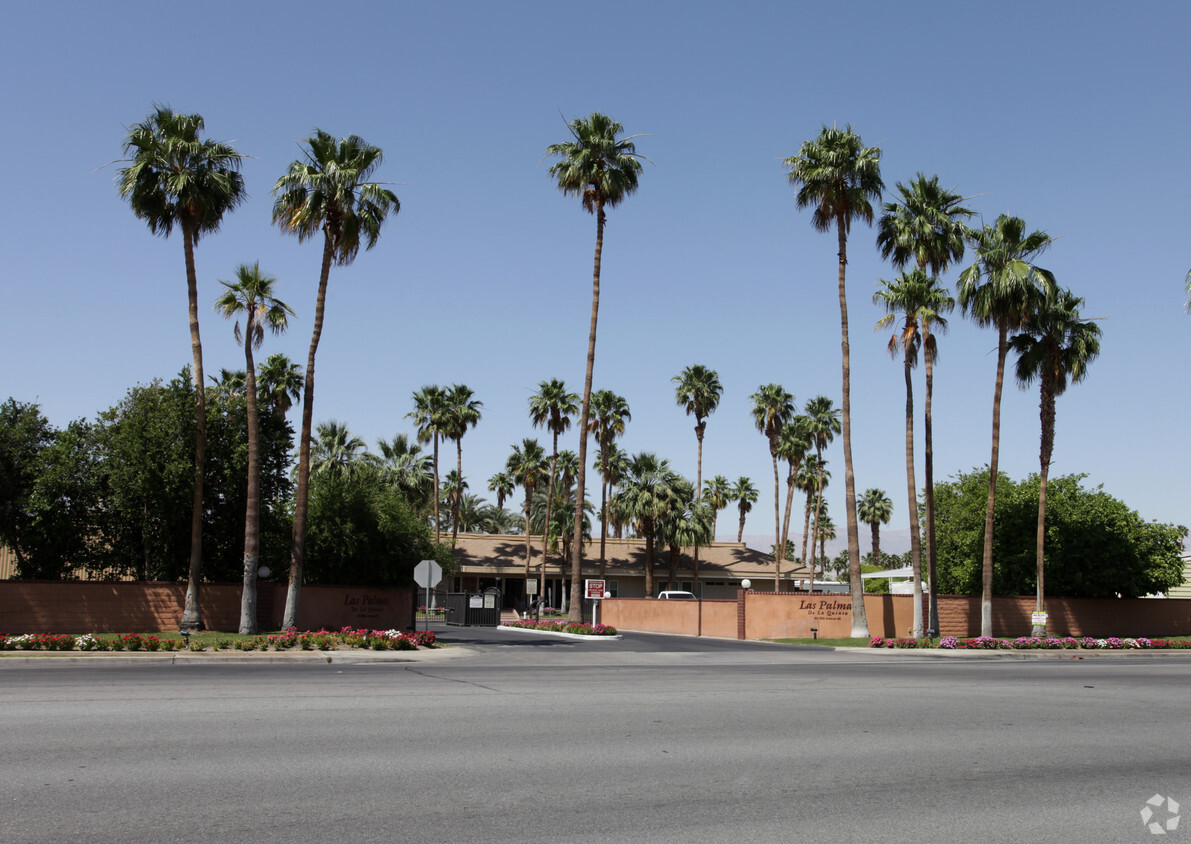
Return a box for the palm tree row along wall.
[114,107,1102,636]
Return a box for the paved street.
[3,627,1190,843]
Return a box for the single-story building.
[448,532,811,609]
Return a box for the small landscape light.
[257,565,271,579]
[741,579,751,590]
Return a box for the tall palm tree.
[857,489,893,573]
[777,417,812,589]
[214,262,293,635]
[803,396,840,579]
[272,130,399,630]
[874,270,944,637]
[732,476,758,543]
[876,173,971,636]
[546,113,644,623]
[784,125,883,637]
[610,453,679,597]
[208,368,247,400]
[702,475,732,539]
[603,442,631,540]
[658,477,713,589]
[1010,288,1101,635]
[506,438,548,583]
[443,384,482,547]
[529,378,578,586]
[750,384,796,588]
[487,471,516,514]
[407,386,449,541]
[958,214,1057,636]
[377,433,433,510]
[117,105,246,630]
[672,365,723,496]
[588,389,631,577]
[256,353,303,418]
[798,456,829,577]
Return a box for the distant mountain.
[731,528,913,558]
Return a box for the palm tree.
[256,353,303,418]
[732,476,758,543]
[309,420,374,479]
[377,433,433,510]
[487,471,516,514]
[588,389,631,577]
[798,456,829,576]
[803,396,840,580]
[610,453,679,597]
[214,262,293,635]
[784,125,883,637]
[957,214,1057,636]
[603,443,631,540]
[876,173,971,636]
[117,105,246,630]
[272,130,399,630]
[777,417,812,589]
[658,478,713,589]
[529,378,578,587]
[443,384,482,547]
[672,365,723,497]
[441,470,469,533]
[815,510,836,572]
[856,489,893,573]
[750,384,796,588]
[874,270,942,637]
[506,439,548,583]
[407,386,449,541]
[454,494,492,535]
[208,368,247,400]
[1010,288,1101,635]
[546,113,645,623]
[702,475,732,539]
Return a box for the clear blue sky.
[2,2,1187,552]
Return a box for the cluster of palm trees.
[118,106,400,631]
[116,103,1102,637]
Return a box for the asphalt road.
[3,627,1189,843]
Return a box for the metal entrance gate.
[443,588,502,627]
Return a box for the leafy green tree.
[1009,289,1102,633]
[546,112,645,622]
[750,384,796,586]
[784,125,883,638]
[876,174,971,632]
[529,378,578,582]
[215,262,293,634]
[208,368,246,401]
[958,214,1057,635]
[117,105,246,629]
[732,476,758,543]
[856,488,893,573]
[588,389,631,577]
[932,469,1185,599]
[272,129,399,630]
[304,469,450,588]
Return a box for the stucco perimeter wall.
[937,595,1191,638]
[0,582,414,633]
[601,598,737,638]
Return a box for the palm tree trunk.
[239,308,261,635]
[771,454,782,591]
[543,433,558,602]
[599,465,608,581]
[644,531,655,597]
[780,467,798,588]
[801,490,814,574]
[1033,373,1057,636]
[693,428,703,589]
[871,521,880,570]
[980,325,1009,638]
[811,448,825,574]
[902,351,924,638]
[837,220,868,637]
[737,506,746,543]
[452,438,463,547]
[923,326,940,636]
[432,434,441,543]
[568,204,605,623]
[523,492,533,585]
[282,231,335,630]
[181,225,205,631]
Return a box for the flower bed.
[0,626,437,653]
[869,635,1191,650]
[502,619,618,636]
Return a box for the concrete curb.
[0,645,467,667]
[497,625,622,641]
[826,645,1191,659]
